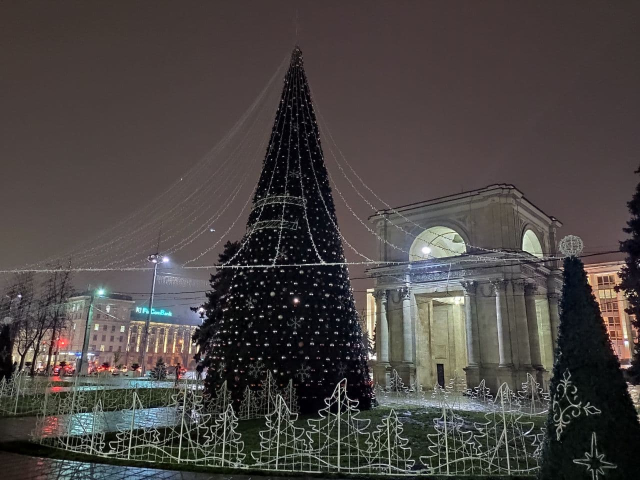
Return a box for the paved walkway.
[0,451,236,479]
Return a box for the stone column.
[492,280,513,367]
[548,292,561,354]
[524,283,543,369]
[399,287,413,363]
[373,289,390,386]
[461,281,481,366]
[374,290,390,364]
[511,280,532,368]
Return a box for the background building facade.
[584,261,637,363]
[56,293,199,371]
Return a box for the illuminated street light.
[139,252,169,375]
[77,286,106,376]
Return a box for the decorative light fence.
[27,371,558,476]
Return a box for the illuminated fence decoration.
[517,373,550,417]
[306,380,371,473]
[473,384,539,475]
[367,409,414,474]
[387,369,408,398]
[252,394,308,470]
[27,374,571,476]
[421,394,481,475]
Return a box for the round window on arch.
[522,229,543,258]
[410,226,467,260]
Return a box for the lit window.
[94,324,99,331]
[598,289,617,300]
[100,345,105,351]
[106,305,111,313]
[120,326,125,333]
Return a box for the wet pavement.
[0,451,234,479]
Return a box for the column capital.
[511,279,526,295]
[397,286,411,300]
[373,289,388,303]
[490,279,508,295]
[524,282,538,296]
[460,280,478,295]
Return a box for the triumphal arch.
[367,184,563,392]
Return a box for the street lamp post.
[77,288,105,376]
[139,254,168,375]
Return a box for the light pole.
[139,254,169,375]
[77,288,105,376]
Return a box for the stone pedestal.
[395,363,415,387]
[463,365,481,387]
[373,362,390,386]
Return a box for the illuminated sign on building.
[135,307,173,317]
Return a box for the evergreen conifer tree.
[217,47,372,413]
[616,166,640,383]
[539,256,640,480]
[192,240,240,395]
[151,357,167,380]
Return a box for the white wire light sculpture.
[26,373,557,476]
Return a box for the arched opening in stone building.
[409,226,467,261]
[522,229,543,258]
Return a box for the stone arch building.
[367,184,562,392]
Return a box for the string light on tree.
[212,46,372,413]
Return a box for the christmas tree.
[616,166,640,383]
[192,240,240,394]
[218,47,372,413]
[539,256,640,479]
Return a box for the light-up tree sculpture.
[215,47,372,413]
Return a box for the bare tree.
[43,268,74,374]
[6,273,36,372]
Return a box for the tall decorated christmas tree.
[211,47,372,413]
[539,252,640,480]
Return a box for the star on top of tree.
[573,432,617,480]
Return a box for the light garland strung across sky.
[14,57,289,272]
[2,50,596,275]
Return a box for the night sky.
[1,1,639,311]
